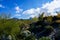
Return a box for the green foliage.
[0,12,60,40]
[32,17,38,22]
[4,20,20,34]
[45,25,53,30]
[25,35,36,40]
[39,37,51,40]
[46,16,53,23]
[38,13,44,21]
[0,19,20,40]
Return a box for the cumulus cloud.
[23,8,41,18]
[23,0,60,18]
[14,0,60,18]
[23,8,40,14]
[12,6,23,17]
[0,4,5,8]
[15,6,23,13]
[42,0,60,16]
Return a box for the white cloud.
[11,6,23,18]
[23,8,41,14]
[23,0,60,18]
[22,8,49,18]
[14,0,60,18]
[14,14,21,16]
[15,6,23,13]
[22,0,60,18]
[23,8,41,18]
[11,14,21,18]
[42,0,60,16]
[0,4,5,8]
[29,14,37,18]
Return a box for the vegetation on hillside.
[0,12,60,40]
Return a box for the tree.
[38,13,44,21]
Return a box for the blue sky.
[0,0,60,19]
